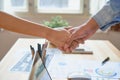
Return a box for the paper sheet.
[47,53,120,79]
[10,50,32,72]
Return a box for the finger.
[69,40,79,52]
[59,47,64,51]
[64,33,80,50]
[64,35,73,50]
[62,46,71,53]
[64,37,85,51]
[76,38,85,44]
[66,48,72,53]
[68,29,75,34]
[64,40,76,53]
[64,26,73,30]
[64,43,71,52]
[64,39,80,53]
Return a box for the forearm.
[86,18,99,29]
[83,18,99,33]
[0,11,54,38]
[76,18,99,41]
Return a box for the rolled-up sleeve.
[93,0,120,31]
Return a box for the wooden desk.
[0,38,120,80]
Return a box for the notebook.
[28,44,53,80]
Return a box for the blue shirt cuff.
[93,1,120,31]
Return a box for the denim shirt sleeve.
[93,0,120,31]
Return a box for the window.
[37,0,83,14]
[10,0,28,11]
[3,0,83,14]
[3,0,28,12]
[90,0,108,16]
[0,0,4,10]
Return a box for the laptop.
[28,43,53,80]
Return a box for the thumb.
[64,34,73,50]
[68,28,76,34]
[64,32,78,50]
[64,26,73,30]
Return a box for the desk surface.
[0,38,120,80]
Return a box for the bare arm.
[0,11,70,49]
[0,11,53,38]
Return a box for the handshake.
[47,20,99,53]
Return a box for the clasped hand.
[51,22,99,53]
[50,26,87,53]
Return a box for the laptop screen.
[29,44,52,80]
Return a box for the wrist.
[45,28,55,41]
[86,18,99,30]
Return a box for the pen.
[37,43,42,58]
[101,57,110,66]
[30,45,35,59]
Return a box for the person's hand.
[47,28,70,51]
[64,18,99,52]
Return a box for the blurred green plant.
[43,16,69,28]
